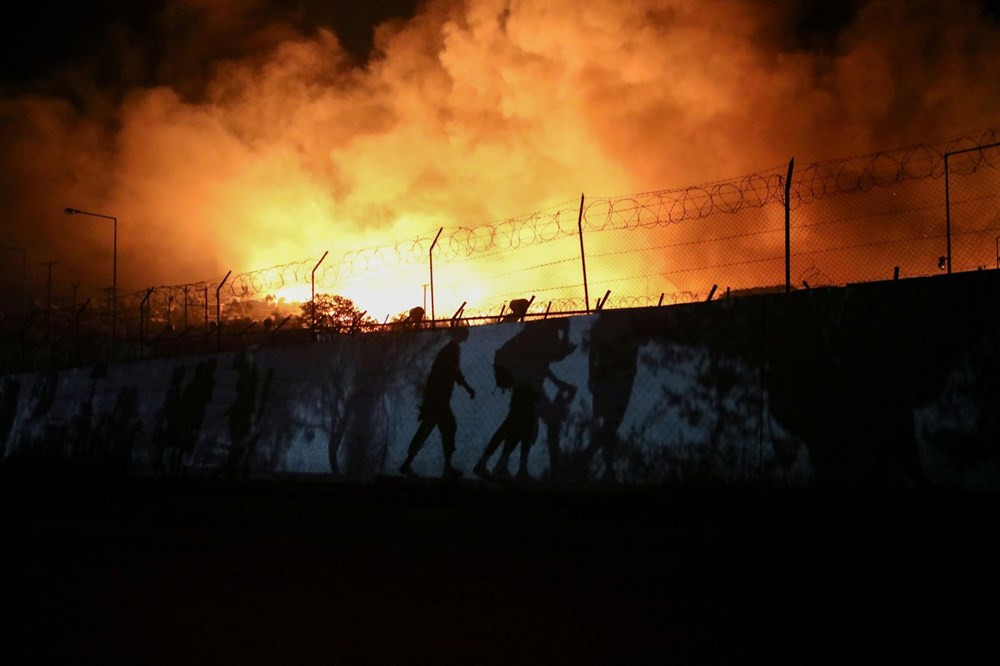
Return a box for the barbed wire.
[113,127,1000,315]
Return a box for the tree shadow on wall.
[239,366,280,476]
[220,351,279,479]
[151,359,217,476]
[917,333,1000,481]
[322,333,437,479]
[86,386,142,474]
[3,364,142,475]
[0,376,21,459]
[4,370,63,465]
[765,288,930,487]
[560,308,763,485]
[619,340,763,485]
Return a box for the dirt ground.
[1,473,996,663]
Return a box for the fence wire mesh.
[3,128,1000,371]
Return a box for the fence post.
[216,271,231,352]
[945,151,952,274]
[784,157,795,294]
[139,287,154,360]
[943,141,1000,275]
[576,193,590,313]
[311,250,329,336]
[429,227,443,328]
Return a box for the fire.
[2,1,1000,313]
[273,284,313,305]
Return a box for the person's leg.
[516,417,539,479]
[439,409,460,477]
[600,426,619,482]
[475,407,514,477]
[400,417,435,474]
[496,387,534,478]
[493,430,517,480]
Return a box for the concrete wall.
[2,271,999,488]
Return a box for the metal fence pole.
[216,271,231,352]
[945,152,952,274]
[139,287,154,360]
[311,250,329,335]
[429,227,443,327]
[576,193,590,313]
[784,157,795,294]
[943,141,1000,275]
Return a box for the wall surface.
[2,271,999,488]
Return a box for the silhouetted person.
[399,325,475,478]
[225,351,259,477]
[536,379,577,479]
[474,319,575,481]
[93,386,140,473]
[152,366,186,475]
[168,358,216,476]
[399,306,425,331]
[475,383,538,481]
[584,312,647,482]
[501,298,530,323]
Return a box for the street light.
[64,207,117,349]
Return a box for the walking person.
[399,325,476,478]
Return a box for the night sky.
[1,2,421,94]
[2,0,1000,305]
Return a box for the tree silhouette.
[301,294,377,332]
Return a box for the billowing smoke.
[1,0,999,312]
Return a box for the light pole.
[64,207,117,351]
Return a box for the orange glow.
[3,1,1000,313]
[273,284,313,304]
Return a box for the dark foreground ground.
[1,473,997,664]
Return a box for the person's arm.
[456,369,475,399]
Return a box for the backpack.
[493,329,523,390]
[493,359,514,390]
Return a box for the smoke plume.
[1,0,999,313]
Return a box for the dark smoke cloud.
[1,0,998,308]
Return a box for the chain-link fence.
[3,128,999,372]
